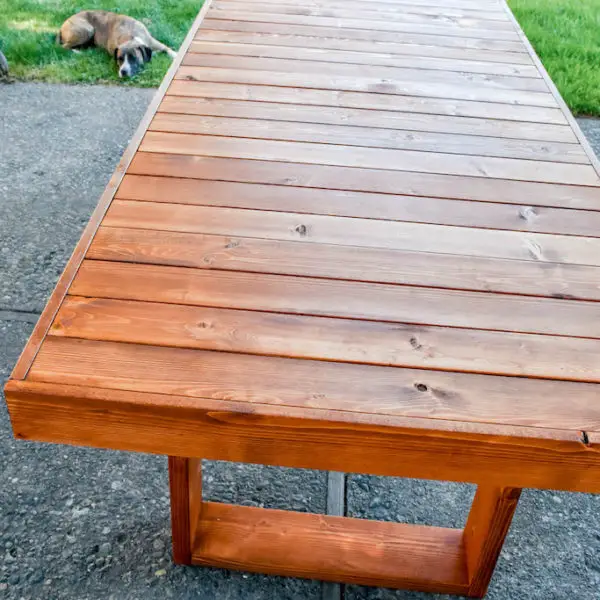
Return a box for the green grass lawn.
[0,0,202,86]
[507,0,600,116]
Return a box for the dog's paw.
[167,49,177,59]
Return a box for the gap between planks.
[193,28,534,66]
[323,471,346,600]
[139,132,599,187]
[126,154,600,211]
[147,113,586,164]
[166,79,567,126]
[156,95,575,144]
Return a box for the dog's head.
[114,39,152,78]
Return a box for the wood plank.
[70,261,600,338]
[7,379,591,443]
[464,486,521,597]
[25,337,600,432]
[167,80,566,125]
[158,96,575,144]
[211,1,516,31]
[295,0,506,10]
[6,375,600,492]
[180,56,551,97]
[235,0,506,21]
[7,380,600,492]
[149,113,586,164]
[7,381,600,492]
[127,154,600,210]
[177,66,556,110]
[7,0,216,381]
[189,40,540,78]
[205,10,520,41]
[89,227,600,301]
[140,132,598,186]
[114,176,600,237]
[105,200,600,266]
[181,53,547,93]
[192,502,469,593]
[52,296,600,382]
[237,0,506,15]
[200,18,526,52]
[195,28,534,65]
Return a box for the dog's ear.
[113,48,119,61]
[141,46,153,63]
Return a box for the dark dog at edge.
[58,11,176,78]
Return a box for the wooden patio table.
[5,0,600,596]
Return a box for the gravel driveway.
[1,82,600,600]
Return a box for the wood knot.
[294,224,308,236]
[519,206,538,221]
[524,239,544,261]
[414,383,428,392]
[409,336,423,351]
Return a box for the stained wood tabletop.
[6,0,600,489]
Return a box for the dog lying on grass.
[58,11,176,78]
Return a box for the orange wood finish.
[5,0,600,596]
[168,458,519,597]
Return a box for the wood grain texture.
[69,261,600,339]
[211,1,515,31]
[25,337,600,432]
[184,49,544,92]
[464,486,521,597]
[177,65,557,109]
[194,28,533,65]
[89,227,600,301]
[6,380,600,492]
[192,501,469,593]
[168,80,566,124]
[228,0,506,20]
[189,39,538,77]
[159,95,574,142]
[199,18,525,52]
[128,154,600,209]
[113,175,600,237]
[51,296,600,382]
[149,113,586,163]
[140,132,598,185]
[204,9,521,41]
[104,200,600,265]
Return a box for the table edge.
[7,0,215,381]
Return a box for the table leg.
[168,456,202,565]
[464,486,522,597]
[168,457,520,598]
